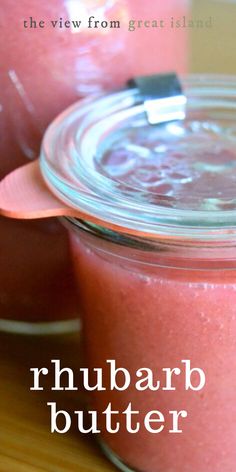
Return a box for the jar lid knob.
[128,73,186,125]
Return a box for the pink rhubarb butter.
[37,75,236,471]
[0,0,188,331]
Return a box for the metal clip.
[128,73,186,125]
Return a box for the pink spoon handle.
[0,160,76,219]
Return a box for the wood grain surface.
[0,332,116,472]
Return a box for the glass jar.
[0,0,189,333]
[36,75,236,471]
[66,220,236,472]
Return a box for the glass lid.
[40,75,236,241]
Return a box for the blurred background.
[191,0,236,73]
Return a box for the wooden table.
[0,331,116,471]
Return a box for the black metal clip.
[128,73,186,125]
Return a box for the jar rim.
[40,74,236,243]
